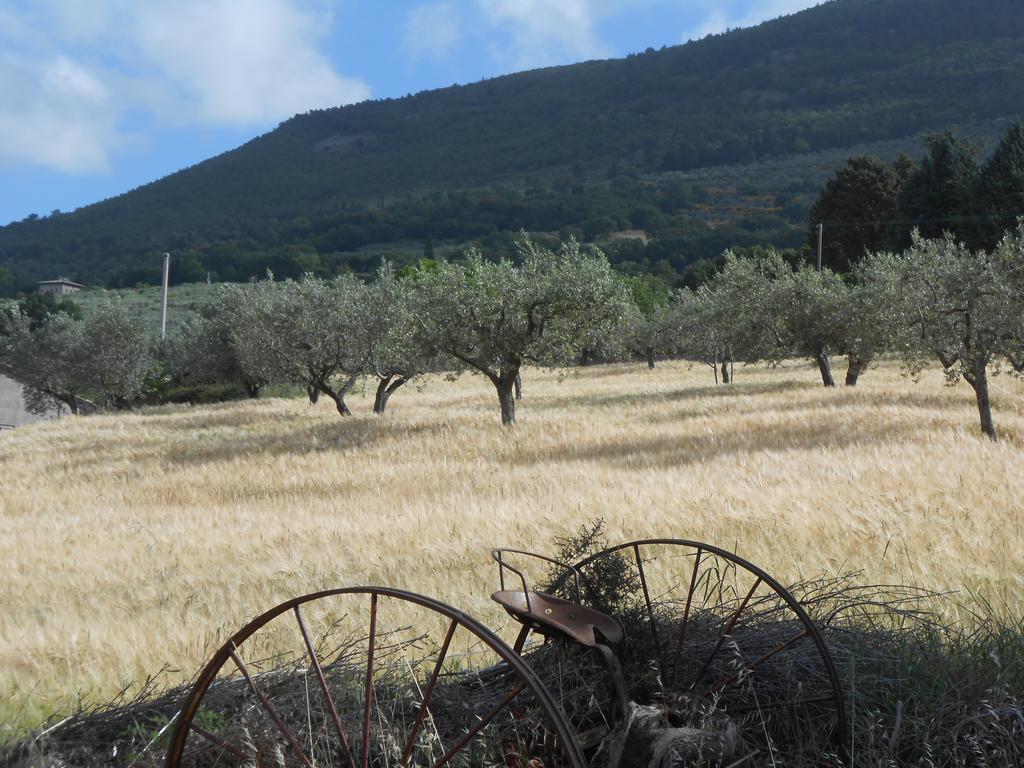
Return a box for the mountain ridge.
[2,0,1023,289]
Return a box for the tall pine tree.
[899,130,980,247]
[975,121,1024,250]
[807,156,907,272]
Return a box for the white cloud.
[132,1,369,125]
[477,0,610,70]
[403,3,462,61]
[0,51,119,172]
[0,0,370,173]
[684,0,821,41]
[688,8,730,41]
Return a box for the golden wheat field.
[1,359,1023,740]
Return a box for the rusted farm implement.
[165,539,847,767]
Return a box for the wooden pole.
[816,223,823,271]
[160,252,170,339]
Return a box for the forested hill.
[3,0,1024,289]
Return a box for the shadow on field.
[66,416,444,469]
[538,379,812,411]
[517,411,921,469]
[646,387,973,424]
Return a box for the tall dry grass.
[1,359,1022,740]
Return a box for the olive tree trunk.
[720,358,731,384]
[967,360,998,441]
[816,351,836,387]
[645,347,656,369]
[306,385,320,404]
[514,372,523,401]
[373,375,407,415]
[844,354,869,386]
[319,384,351,416]
[494,369,519,425]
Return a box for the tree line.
[809,123,1024,271]
[1,232,1021,438]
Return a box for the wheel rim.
[165,586,585,768]
[544,539,848,764]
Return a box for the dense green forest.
[2,0,1024,292]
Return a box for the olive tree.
[860,229,1024,440]
[703,251,859,387]
[840,268,903,386]
[411,238,632,425]
[699,251,793,382]
[775,265,849,387]
[0,299,151,415]
[625,275,674,368]
[673,288,731,383]
[163,302,266,398]
[366,263,438,414]
[0,312,85,414]
[224,274,374,416]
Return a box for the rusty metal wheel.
[165,586,585,768]
[541,539,848,765]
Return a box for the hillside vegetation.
[1,0,1023,288]
[1,359,1022,742]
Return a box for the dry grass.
[1,358,1023,741]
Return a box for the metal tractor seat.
[491,588,624,647]
[491,549,628,718]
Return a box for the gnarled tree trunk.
[844,354,869,386]
[966,359,997,441]
[816,351,835,387]
[514,372,522,400]
[645,347,656,369]
[306,385,320,404]
[494,368,518,425]
[319,383,351,416]
[720,357,731,384]
[245,381,261,399]
[373,375,407,415]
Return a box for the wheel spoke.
[671,547,702,686]
[362,592,378,768]
[229,648,313,767]
[691,577,762,689]
[430,679,528,768]
[633,544,664,681]
[512,623,531,654]
[294,605,357,768]
[189,723,266,767]
[167,586,588,768]
[401,618,458,767]
[565,539,847,764]
[703,628,810,697]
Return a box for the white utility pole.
[816,223,823,271]
[160,252,170,338]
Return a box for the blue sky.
[0,0,819,226]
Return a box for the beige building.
[37,277,84,295]
[0,375,51,428]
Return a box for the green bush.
[159,383,249,405]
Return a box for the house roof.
[37,276,84,288]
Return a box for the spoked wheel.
[165,586,585,768]
[546,539,848,766]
